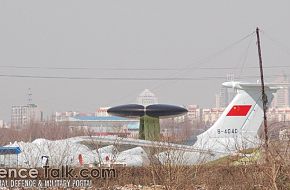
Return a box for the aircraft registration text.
[217,129,238,134]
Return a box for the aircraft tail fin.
[198,81,281,140]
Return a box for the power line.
[261,30,290,56]
[237,34,255,78]
[0,74,287,81]
[0,32,257,72]
[0,65,290,71]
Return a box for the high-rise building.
[215,74,236,108]
[272,75,289,108]
[137,89,158,106]
[11,104,43,128]
[226,73,235,81]
[215,93,221,108]
[221,86,229,108]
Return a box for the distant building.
[0,120,8,128]
[215,93,221,109]
[215,74,236,108]
[95,107,110,117]
[272,75,289,108]
[54,111,81,122]
[202,108,224,125]
[127,122,140,138]
[137,89,158,106]
[217,86,229,108]
[186,105,202,123]
[11,104,43,128]
[267,107,290,122]
[55,107,112,121]
[54,109,139,137]
[62,116,139,138]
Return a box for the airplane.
[92,81,282,165]
[157,81,282,165]
[6,81,283,167]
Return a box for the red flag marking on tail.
[227,105,252,116]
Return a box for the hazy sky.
[0,1,290,121]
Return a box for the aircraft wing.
[80,136,218,155]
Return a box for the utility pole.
[256,27,269,153]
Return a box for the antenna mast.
[256,27,269,151]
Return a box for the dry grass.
[1,122,290,189]
[0,121,87,145]
[90,164,289,190]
